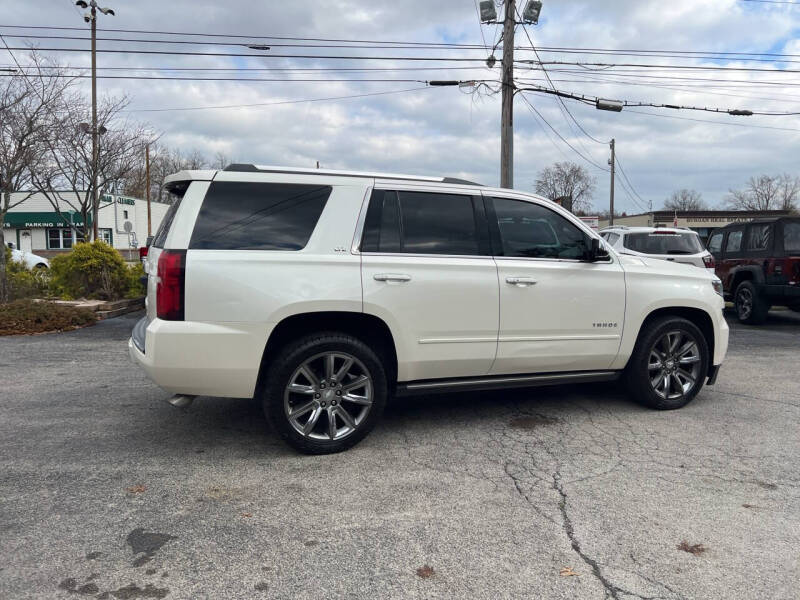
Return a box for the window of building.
[725,229,743,253]
[492,198,588,260]
[190,181,331,251]
[98,228,113,245]
[47,228,74,249]
[707,232,724,254]
[362,190,481,256]
[745,223,770,251]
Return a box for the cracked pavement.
[1,309,799,599]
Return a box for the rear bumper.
[128,316,270,398]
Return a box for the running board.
[395,370,620,396]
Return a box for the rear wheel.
[734,280,769,325]
[262,332,387,454]
[625,316,709,410]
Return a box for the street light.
[521,0,543,24]
[75,0,115,241]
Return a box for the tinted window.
[492,198,588,259]
[361,190,401,253]
[725,230,743,253]
[623,231,703,255]
[745,223,770,251]
[398,191,480,255]
[190,182,331,250]
[707,232,723,254]
[785,222,800,252]
[152,196,182,248]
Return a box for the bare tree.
[31,93,153,239]
[534,161,596,213]
[212,151,233,170]
[0,54,75,302]
[664,189,705,211]
[726,174,800,211]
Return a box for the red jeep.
[708,217,800,325]
[707,217,800,324]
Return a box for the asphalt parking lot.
[1,310,799,600]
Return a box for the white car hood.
[617,253,715,281]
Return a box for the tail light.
[156,250,186,321]
[703,254,715,269]
[138,246,149,260]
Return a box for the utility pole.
[609,138,616,226]
[500,0,516,189]
[76,1,114,240]
[145,144,152,236]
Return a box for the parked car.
[600,226,715,273]
[129,165,728,454]
[5,242,49,269]
[707,217,800,324]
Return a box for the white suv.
[600,226,716,273]
[129,165,728,454]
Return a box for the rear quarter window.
[784,222,800,253]
[189,181,331,250]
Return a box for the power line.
[0,73,445,83]
[739,0,800,4]
[625,108,800,132]
[516,17,608,148]
[124,85,432,112]
[519,93,610,172]
[613,154,649,211]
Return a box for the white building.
[3,191,169,260]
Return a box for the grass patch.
[0,299,97,335]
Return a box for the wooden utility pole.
[145,144,152,236]
[500,0,516,189]
[90,4,98,241]
[609,138,616,226]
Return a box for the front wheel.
[262,333,388,454]
[625,316,709,410]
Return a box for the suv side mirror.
[585,237,610,262]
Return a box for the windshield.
[623,231,703,255]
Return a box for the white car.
[6,243,49,269]
[600,226,716,273]
[129,165,728,454]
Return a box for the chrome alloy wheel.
[283,352,373,441]
[647,330,702,400]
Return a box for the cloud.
[3,0,800,212]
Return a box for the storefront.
[3,191,169,260]
[599,210,795,242]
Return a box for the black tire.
[734,280,769,325]
[624,316,709,410]
[262,332,387,454]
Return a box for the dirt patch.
[126,485,147,494]
[509,415,559,429]
[755,481,778,490]
[416,565,435,578]
[677,541,707,556]
[0,299,96,336]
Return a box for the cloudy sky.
[2,0,800,214]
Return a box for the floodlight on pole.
[521,0,543,24]
[479,0,497,22]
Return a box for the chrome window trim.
[360,252,495,260]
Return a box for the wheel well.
[255,311,398,396]
[730,270,753,292]
[640,307,715,375]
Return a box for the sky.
[1,0,799,214]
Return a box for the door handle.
[374,273,411,283]
[506,276,538,287]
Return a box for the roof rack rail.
[222,164,482,186]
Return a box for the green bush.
[49,241,129,300]
[125,262,147,299]
[0,299,96,335]
[4,247,50,301]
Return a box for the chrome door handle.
[506,276,538,287]
[374,273,411,282]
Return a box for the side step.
[395,370,620,396]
